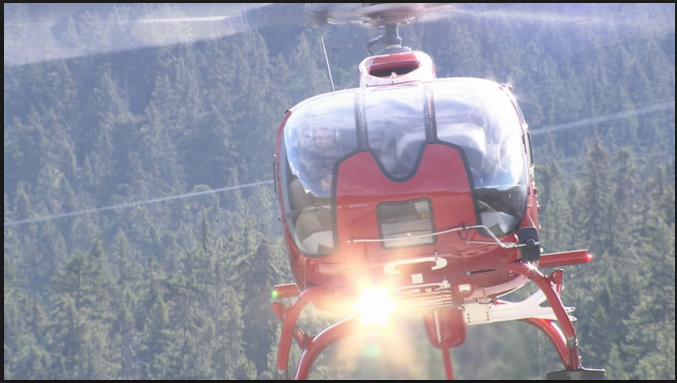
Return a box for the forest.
[4,3,675,380]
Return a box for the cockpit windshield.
[280,79,528,256]
[432,80,528,237]
[281,91,358,256]
[284,91,358,198]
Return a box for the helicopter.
[269,4,605,380]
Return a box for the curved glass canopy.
[280,78,528,256]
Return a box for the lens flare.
[352,287,397,326]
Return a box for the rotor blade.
[418,3,675,32]
[4,3,305,67]
[6,3,673,68]
[304,3,457,27]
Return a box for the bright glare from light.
[458,283,472,295]
[352,287,397,326]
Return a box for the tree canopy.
[4,3,675,380]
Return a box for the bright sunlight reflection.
[352,287,397,326]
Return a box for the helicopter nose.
[335,143,476,260]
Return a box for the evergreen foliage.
[3,3,674,380]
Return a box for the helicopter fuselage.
[275,51,539,315]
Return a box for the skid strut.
[272,285,362,380]
[503,262,605,379]
[504,262,582,370]
[272,259,604,380]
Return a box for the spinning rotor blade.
[421,3,675,33]
[4,3,303,67]
[304,3,457,27]
[5,3,674,67]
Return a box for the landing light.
[352,287,397,326]
[458,283,472,295]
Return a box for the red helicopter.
[270,4,605,380]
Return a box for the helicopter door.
[280,91,358,256]
[431,79,528,237]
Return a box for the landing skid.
[271,262,605,380]
[546,368,606,380]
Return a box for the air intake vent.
[368,59,420,78]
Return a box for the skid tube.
[271,285,362,380]
[272,258,604,380]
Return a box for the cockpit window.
[280,79,529,256]
[364,84,427,178]
[282,91,357,256]
[432,80,528,237]
[284,92,357,197]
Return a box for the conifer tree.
[609,147,636,256]
[237,238,285,375]
[112,231,143,379]
[140,291,173,379]
[579,136,613,257]
[537,162,574,252]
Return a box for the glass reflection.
[364,84,427,178]
[433,79,527,236]
[283,91,357,255]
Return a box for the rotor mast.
[366,23,411,55]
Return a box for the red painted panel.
[335,144,477,264]
[287,143,526,303]
[371,52,419,65]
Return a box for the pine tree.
[609,147,636,256]
[579,136,613,257]
[211,282,253,380]
[4,254,23,379]
[624,203,675,379]
[111,231,143,379]
[236,237,286,375]
[20,221,68,294]
[140,292,174,379]
[537,162,574,253]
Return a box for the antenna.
[320,35,335,92]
